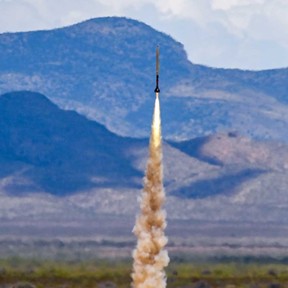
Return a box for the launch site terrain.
[0,17,288,261]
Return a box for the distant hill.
[0,91,141,195]
[169,133,288,200]
[1,17,288,141]
[1,91,288,224]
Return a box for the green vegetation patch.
[0,257,288,287]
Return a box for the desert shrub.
[12,282,36,288]
[193,280,211,288]
[98,281,117,288]
[267,284,282,288]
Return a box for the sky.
[0,0,288,70]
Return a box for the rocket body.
[154,47,160,95]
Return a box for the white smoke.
[131,95,169,288]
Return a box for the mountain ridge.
[0,91,288,225]
[1,17,288,141]
[0,91,142,195]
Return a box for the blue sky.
[0,0,288,70]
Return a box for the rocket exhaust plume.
[131,47,169,288]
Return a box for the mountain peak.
[68,16,153,32]
[0,91,63,123]
[0,90,58,111]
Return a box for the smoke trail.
[131,94,169,288]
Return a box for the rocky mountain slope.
[0,91,288,225]
[1,17,288,141]
[0,91,141,195]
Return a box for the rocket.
[154,46,160,95]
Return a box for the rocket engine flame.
[131,94,169,288]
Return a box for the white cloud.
[212,0,265,11]
[0,0,288,69]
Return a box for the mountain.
[1,17,288,141]
[169,133,288,200]
[0,91,141,195]
[1,91,288,225]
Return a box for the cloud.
[148,0,288,69]
[0,0,287,69]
